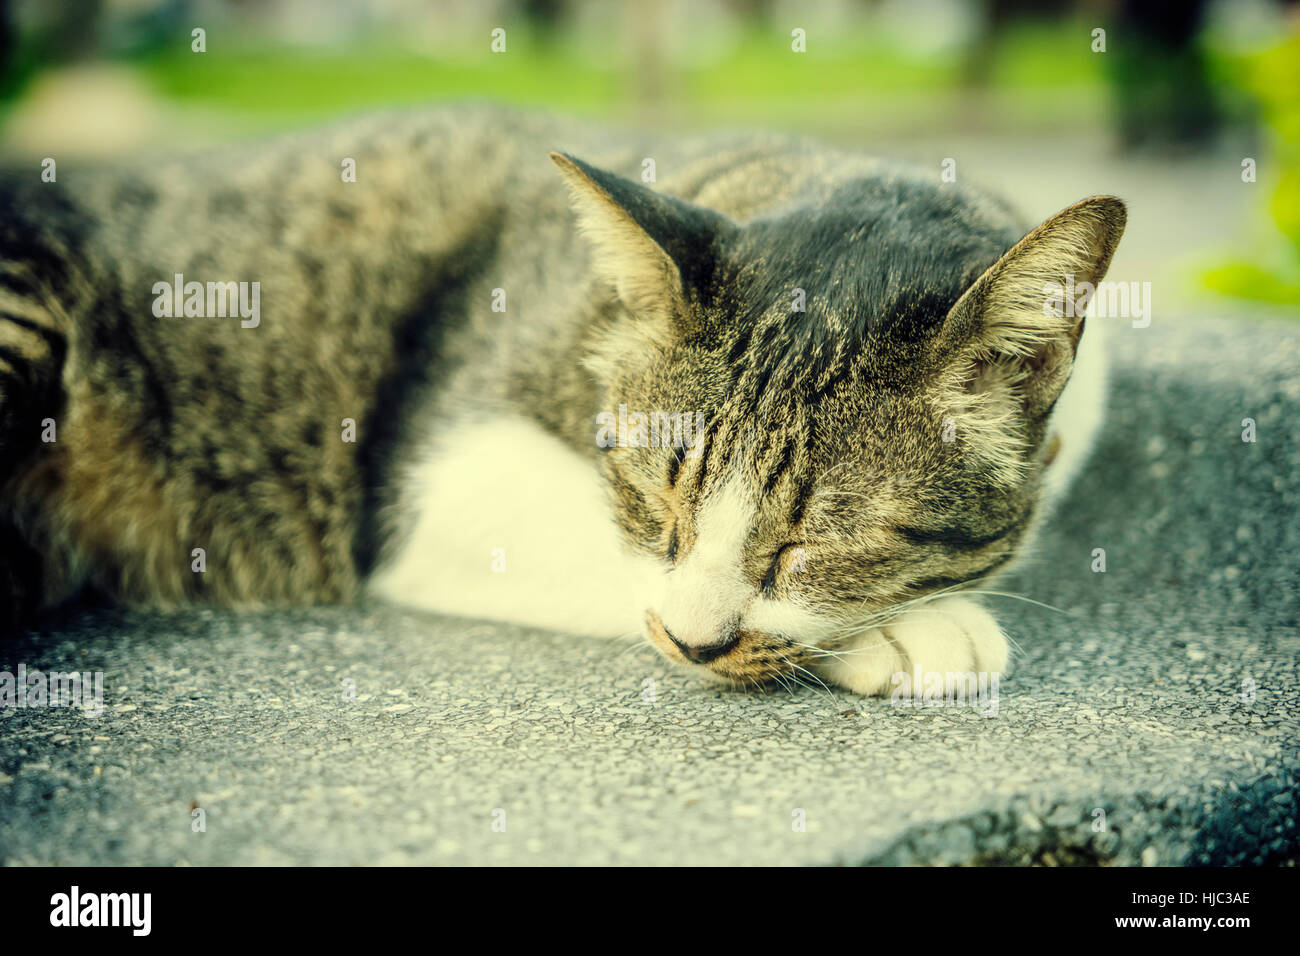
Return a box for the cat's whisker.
[771,669,798,697]
[780,655,836,700]
[839,588,963,634]
[853,579,968,616]
[816,490,874,503]
[609,632,654,661]
[956,589,1073,617]
[789,640,851,659]
[814,460,853,488]
[832,574,1069,648]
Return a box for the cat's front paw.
[815,596,1009,696]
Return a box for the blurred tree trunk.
[1107,0,1222,151]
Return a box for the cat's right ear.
[549,152,734,323]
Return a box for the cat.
[0,104,1125,694]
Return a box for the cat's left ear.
[940,195,1127,420]
[549,152,735,323]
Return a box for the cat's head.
[552,151,1126,687]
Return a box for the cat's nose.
[664,625,740,664]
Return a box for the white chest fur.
[366,416,661,637]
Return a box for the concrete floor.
[1,313,1297,865]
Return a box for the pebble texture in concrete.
[0,315,1296,865]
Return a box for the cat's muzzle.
[644,610,800,685]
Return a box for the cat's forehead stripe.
[788,476,815,526]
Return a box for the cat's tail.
[0,177,74,464]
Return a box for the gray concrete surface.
[1,314,1297,866]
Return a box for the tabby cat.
[0,105,1125,694]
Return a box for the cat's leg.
[814,595,1009,696]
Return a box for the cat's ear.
[549,152,733,321]
[940,195,1126,420]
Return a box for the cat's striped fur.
[0,106,1124,693]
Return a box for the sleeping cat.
[0,105,1124,694]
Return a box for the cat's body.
[0,105,1124,693]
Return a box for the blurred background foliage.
[1203,28,1300,304]
[0,0,1297,311]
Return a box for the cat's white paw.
[814,596,1009,696]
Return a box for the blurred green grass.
[125,21,1106,131]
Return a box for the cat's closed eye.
[665,523,680,565]
[761,543,804,594]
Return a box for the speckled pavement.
[1,314,1296,866]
